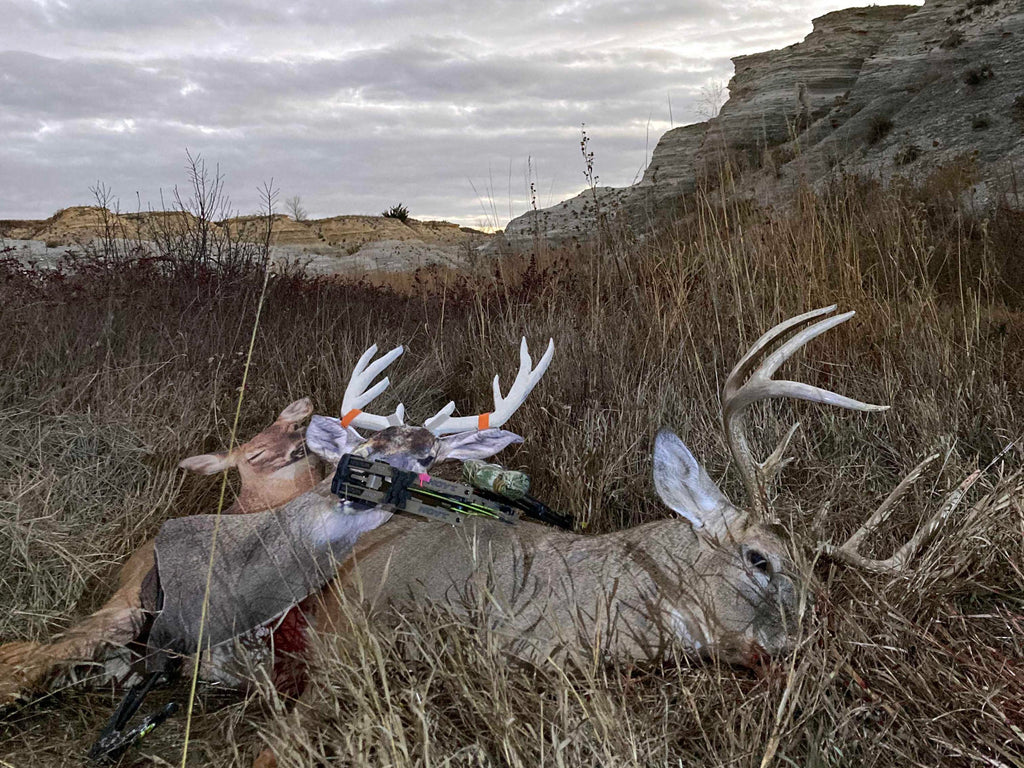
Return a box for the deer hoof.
[0,642,43,706]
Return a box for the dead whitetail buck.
[0,398,324,705]
[298,306,999,668]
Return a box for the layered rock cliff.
[706,5,916,160]
[782,0,1024,195]
[505,0,1024,248]
[1,207,489,273]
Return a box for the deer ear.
[653,430,734,533]
[436,429,524,462]
[179,451,235,475]
[278,397,314,423]
[305,414,363,465]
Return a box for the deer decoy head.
[178,397,323,514]
[305,337,554,473]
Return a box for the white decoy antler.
[339,344,406,431]
[423,338,555,435]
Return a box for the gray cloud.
[0,0,913,225]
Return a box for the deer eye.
[745,548,770,574]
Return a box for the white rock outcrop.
[504,0,1024,247]
[1,208,491,274]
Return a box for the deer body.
[333,512,794,665]
[300,419,802,667]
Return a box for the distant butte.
[0,207,491,274]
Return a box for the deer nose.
[771,574,798,614]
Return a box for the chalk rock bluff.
[1,209,488,273]
[504,0,1024,248]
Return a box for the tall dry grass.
[1,168,1022,766]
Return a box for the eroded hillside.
[505,0,1024,247]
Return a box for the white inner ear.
[306,415,363,465]
[179,451,232,475]
[652,429,732,530]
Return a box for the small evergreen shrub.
[382,203,410,222]
[963,63,994,86]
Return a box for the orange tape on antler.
[340,409,362,429]
[478,413,491,430]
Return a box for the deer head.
[305,338,554,473]
[179,397,323,514]
[649,306,888,662]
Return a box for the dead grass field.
[1,172,1023,766]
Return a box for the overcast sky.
[1,0,902,228]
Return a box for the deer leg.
[0,542,154,706]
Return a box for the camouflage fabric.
[462,460,531,500]
[148,500,389,673]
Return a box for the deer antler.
[339,344,406,432]
[822,442,1019,573]
[723,306,889,521]
[423,338,555,435]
